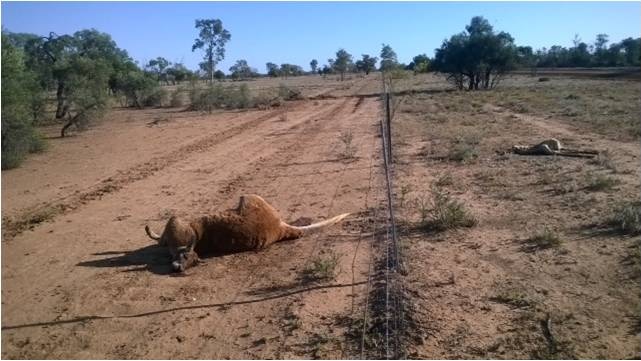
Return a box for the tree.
[332,48,353,81]
[191,19,231,83]
[320,64,333,76]
[593,33,609,66]
[432,16,517,90]
[22,29,129,134]
[380,44,398,71]
[229,59,254,80]
[1,33,46,169]
[146,57,171,83]
[410,54,430,73]
[166,63,194,84]
[279,63,303,78]
[310,59,318,74]
[568,37,591,67]
[214,70,225,80]
[355,54,377,75]
[620,37,641,66]
[266,62,279,77]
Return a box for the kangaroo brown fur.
[145,194,349,272]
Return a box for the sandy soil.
[3,73,639,359]
[1,81,388,358]
[390,77,640,359]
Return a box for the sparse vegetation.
[435,172,454,187]
[421,188,477,231]
[337,130,357,160]
[398,184,412,208]
[526,227,562,250]
[590,150,617,172]
[489,289,532,308]
[170,88,187,108]
[302,251,341,282]
[448,134,479,163]
[278,84,303,100]
[189,83,254,112]
[608,202,641,236]
[585,172,619,192]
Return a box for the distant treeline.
[515,35,640,68]
[2,16,640,168]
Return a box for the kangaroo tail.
[145,225,161,241]
[290,213,350,234]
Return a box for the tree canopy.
[192,19,231,83]
[355,54,378,75]
[332,49,353,81]
[380,44,398,71]
[432,16,517,90]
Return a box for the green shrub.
[1,34,47,169]
[302,251,341,282]
[113,70,160,108]
[423,188,477,231]
[143,87,169,107]
[190,84,254,112]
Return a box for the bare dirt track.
[1,83,387,358]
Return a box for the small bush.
[608,202,641,236]
[337,130,357,160]
[144,87,169,107]
[302,251,341,282]
[590,150,617,172]
[435,172,454,187]
[423,189,477,231]
[189,84,226,113]
[170,88,186,108]
[230,84,253,109]
[448,142,478,163]
[585,173,619,192]
[254,92,282,109]
[490,289,532,308]
[189,84,254,112]
[448,133,480,163]
[526,228,562,249]
[278,84,303,100]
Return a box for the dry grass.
[585,172,619,192]
[476,78,641,140]
[337,130,357,160]
[525,228,562,250]
[421,188,477,231]
[608,202,641,236]
[302,250,341,282]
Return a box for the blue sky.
[2,2,640,74]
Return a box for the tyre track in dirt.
[1,99,350,319]
[108,95,370,359]
[2,96,382,359]
[210,95,384,359]
[1,107,288,241]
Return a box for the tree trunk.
[55,82,67,119]
[60,116,76,138]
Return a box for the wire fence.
[357,72,407,359]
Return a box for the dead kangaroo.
[145,194,350,272]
